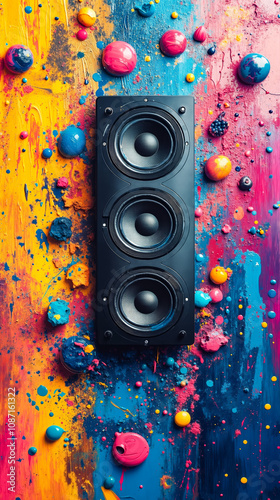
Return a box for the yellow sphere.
[240,477,247,484]
[78,7,96,27]
[264,403,271,410]
[186,73,195,83]
[171,12,178,19]
[174,411,191,427]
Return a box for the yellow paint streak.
[110,401,135,417]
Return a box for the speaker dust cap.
[109,189,185,259]
[108,268,184,336]
[108,107,185,180]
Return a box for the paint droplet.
[271,376,277,382]
[209,288,223,303]
[259,121,264,126]
[196,253,204,262]
[104,476,115,489]
[57,177,69,188]
[163,410,168,415]
[264,404,271,410]
[222,224,231,234]
[25,6,32,13]
[166,357,175,367]
[77,29,88,41]
[37,385,48,397]
[261,322,268,328]
[145,55,151,62]
[247,206,254,212]
[45,425,65,441]
[20,131,28,139]
[243,440,247,444]
[237,315,243,321]
[266,425,270,429]
[174,411,191,427]
[186,73,195,83]
[266,146,273,153]
[171,12,178,19]
[206,380,214,387]
[245,150,251,157]
[195,207,203,217]
[135,381,142,388]
[268,311,276,319]
[155,409,160,414]
[270,279,276,285]
[28,446,37,455]
[42,148,53,159]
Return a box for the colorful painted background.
[0,0,280,499]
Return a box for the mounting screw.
[179,106,186,114]
[144,339,149,345]
[102,142,106,146]
[102,223,107,227]
[144,98,148,102]
[179,330,186,337]
[104,330,113,340]
[185,141,189,146]
[105,107,113,115]
[102,297,107,302]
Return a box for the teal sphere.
[104,476,115,489]
[238,53,270,84]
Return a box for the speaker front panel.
[96,96,194,346]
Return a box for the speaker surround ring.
[108,268,184,336]
[108,107,185,180]
[108,189,184,259]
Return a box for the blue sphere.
[42,148,53,159]
[104,476,115,489]
[58,126,86,158]
[238,53,270,84]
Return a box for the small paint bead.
[195,207,202,217]
[25,6,32,13]
[193,26,207,43]
[42,148,53,159]
[104,476,115,489]
[135,381,142,388]
[28,446,37,455]
[162,410,168,415]
[241,477,248,484]
[22,77,27,83]
[55,16,59,20]
[78,7,96,27]
[171,12,178,18]
[186,73,195,82]
[247,206,254,212]
[245,150,251,157]
[266,146,273,153]
[264,404,271,410]
[174,411,191,427]
[259,121,264,126]
[77,29,88,41]
[235,166,241,172]
[20,131,28,139]
[84,79,89,85]
[207,46,216,55]
[166,357,175,367]
[270,279,277,285]
[45,75,49,80]
[266,131,271,136]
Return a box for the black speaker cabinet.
[95,95,194,346]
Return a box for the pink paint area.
[119,468,125,491]
[209,288,223,303]
[189,422,201,437]
[199,326,228,352]
[112,432,149,467]
[215,315,224,325]
[102,41,137,76]
[222,224,231,234]
[235,429,241,438]
[160,30,187,57]
[57,177,69,188]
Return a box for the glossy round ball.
[58,126,86,158]
[77,7,96,27]
[238,176,253,191]
[77,29,88,41]
[210,266,228,285]
[104,476,115,489]
[186,73,195,83]
[205,154,232,181]
[174,411,191,427]
[160,30,187,57]
[4,45,34,74]
[209,288,223,303]
[42,148,53,159]
[208,46,216,55]
[102,41,137,76]
[238,53,270,84]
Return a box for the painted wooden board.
[0,1,279,499]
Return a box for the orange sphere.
[210,266,228,284]
[77,7,96,27]
[174,411,191,427]
[205,154,232,181]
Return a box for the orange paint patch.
[160,475,174,490]
[66,263,90,288]
[233,206,244,220]
[101,487,120,500]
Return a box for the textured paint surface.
[0,1,280,500]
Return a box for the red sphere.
[76,29,88,41]
[160,30,187,57]
[20,131,28,139]
[102,41,137,76]
[193,26,207,43]
[209,288,223,303]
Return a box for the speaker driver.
[108,268,184,336]
[109,189,184,258]
[108,107,185,180]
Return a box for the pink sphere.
[160,30,187,57]
[209,288,223,303]
[135,381,142,388]
[195,207,203,217]
[193,26,207,43]
[102,41,137,76]
[77,29,88,41]
[20,131,28,139]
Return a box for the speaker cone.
[108,107,185,180]
[108,268,184,336]
[109,189,184,258]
